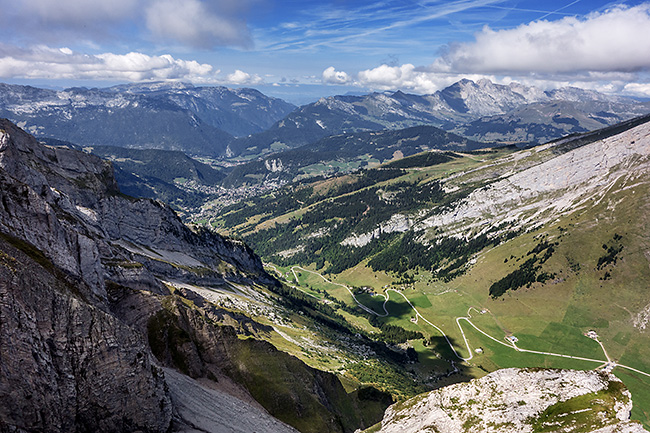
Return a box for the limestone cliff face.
[0,119,280,433]
[367,368,648,433]
[0,235,171,433]
[0,118,271,303]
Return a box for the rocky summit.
[367,368,648,433]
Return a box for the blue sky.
[1,0,649,103]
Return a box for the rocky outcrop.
[0,118,272,303]
[341,213,412,248]
[367,368,648,433]
[265,158,285,172]
[633,302,650,331]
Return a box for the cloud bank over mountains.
[0,45,219,83]
[0,0,258,85]
[435,3,650,74]
[1,0,649,97]
[326,4,650,96]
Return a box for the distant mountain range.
[108,81,296,137]
[0,82,295,156]
[230,79,650,155]
[1,79,648,160]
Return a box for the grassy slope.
[397,172,649,425]
[211,133,650,427]
[390,171,650,426]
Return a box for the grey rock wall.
[0,236,172,433]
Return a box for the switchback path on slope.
[279,265,650,379]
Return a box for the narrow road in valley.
[389,288,639,371]
[597,339,613,363]
[290,265,389,317]
[276,264,650,379]
[264,263,281,275]
[264,263,320,299]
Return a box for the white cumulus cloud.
[322,66,352,85]
[623,82,650,98]
[0,46,218,83]
[226,69,263,85]
[356,64,490,94]
[325,64,460,93]
[433,4,650,74]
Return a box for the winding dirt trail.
[290,265,389,317]
[277,264,650,379]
